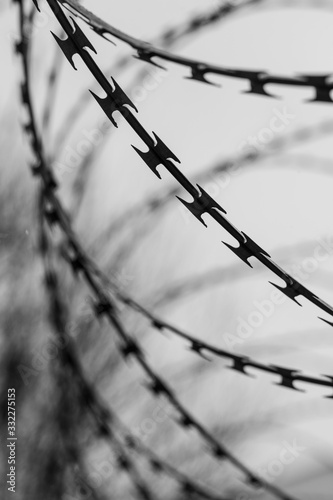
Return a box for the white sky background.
[1,0,333,498]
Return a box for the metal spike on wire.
[59,0,333,103]
[41,0,333,328]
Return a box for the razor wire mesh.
[4,0,333,499]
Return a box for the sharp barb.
[132,132,180,178]
[51,18,96,70]
[177,184,226,226]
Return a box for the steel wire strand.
[57,0,333,103]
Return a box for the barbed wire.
[30,101,250,500]
[16,9,333,406]
[36,226,237,500]
[39,218,155,500]
[39,215,238,500]
[15,3,156,499]
[146,240,333,310]
[38,208,107,500]
[57,0,333,103]
[52,0,259,155]
[18,1,333,498]
[39,177,300,499]
[23,0,333,398]
[59,0,332,222]
[46,0,333,264]
[88,120,333,276]
[50,0,333,170]
[28,176,241,500]
[41,0,333,329]
[20,0,333,404]
[15,4,108,500]
[33,115,242,500]
[118,295,333,397]
[51,0,262,219]
[92,118,333,261]
[17,3,306,498]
